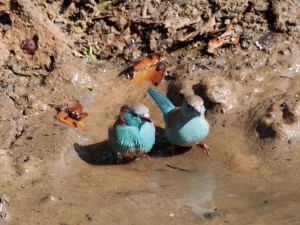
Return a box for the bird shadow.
[74,140,116,165]
[149,126,193,158]
[118,65,133,78]
[74,126,192,165]
[150,143,192,158]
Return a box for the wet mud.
[1,0,300,224]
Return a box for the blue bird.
[108,102,155,163]
[147,88,210,156]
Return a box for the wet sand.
[1,0,300,224]
[1,59,300,224]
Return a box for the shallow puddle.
[3,64,300,224]
[148,155,300,225]
[68,71,300,225]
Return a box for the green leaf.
[86,84,94,91]
[98,0,113,11]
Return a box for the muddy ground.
[1,0,300,224]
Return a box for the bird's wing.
[109,117,125,147]
[166,108,185,135]
[147,88,175,115]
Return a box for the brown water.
[2,0,300,223]
[2,62,300,225]
[64,69,300,225]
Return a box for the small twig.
[280,75,293,80]
[166,163,194,172]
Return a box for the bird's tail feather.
[147,88,175,115]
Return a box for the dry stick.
[165,163,195,172]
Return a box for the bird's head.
[119,102,152,126]
[181,95,206,118]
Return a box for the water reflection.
[149,154,300,224]
[151,156,216,216]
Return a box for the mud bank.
[1,0,300,224]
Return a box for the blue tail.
[147,88,175,115]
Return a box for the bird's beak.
[141,113,152,122]
[193,106,202,115]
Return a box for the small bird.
[108,102,155,163]
[147,88,210,156]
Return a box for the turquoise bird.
[108,102,155,163]
[147,88,210,156]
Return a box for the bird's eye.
[132,113,138,117]
[188,104,192,108]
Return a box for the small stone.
[0,211,6,219]
[86,213,93,221]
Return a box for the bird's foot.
[197,142,210,157]
[116,158,123,165]
[146,154,152,162]
[116,152,123,164]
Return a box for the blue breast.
[109,122,155,153]
[165,117,209,146]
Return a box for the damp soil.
[1,0,300,224]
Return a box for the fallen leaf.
[164,7,174,28]
[20,35,39,55]
[55,103,88,131]
[98,0,113,11]
[74,121,88,131]
[117,20,131,43]
[178,15,216,42]
[74,21,87,34]
[56,111,77,128]
[132,53,167,86]
[207,24,241,53]
[73,50,85,58]
[67,103,88,120]
[86,84,94,91]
